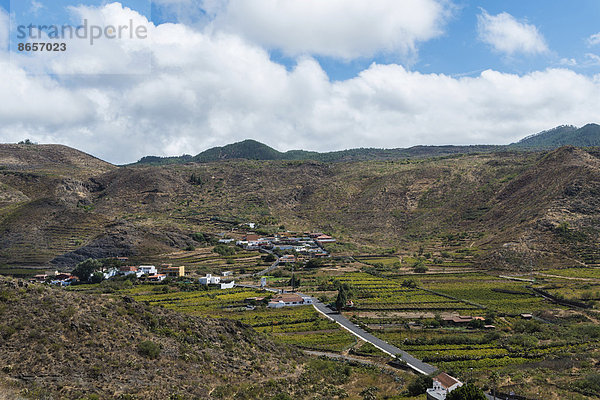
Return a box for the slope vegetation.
[1,144,600,269]
[0,277,293,398]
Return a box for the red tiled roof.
[435,372,461,389]
[271,294,304,303]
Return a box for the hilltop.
[131,124,600,166]
[0,143,115,177]
[134,139,500,165]
[511,124,600,149]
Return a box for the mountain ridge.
[131,124,600,166]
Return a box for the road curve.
[311,298,437,375]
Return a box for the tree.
[213,244,236,257]
[407,375,433,396]
[446,383,487,400]
[189,173,203,185]
[264,253,276,263]
[72,258,103,282]
[335,283,351,311]
[305,258,324,269]
[89,271,105,284]
[401,278,418,288]
[413,260,428,273]
[289,274,301,290]
[137,341,161,359]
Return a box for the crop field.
[412,274,555,315]
[144,247,268,276]
[539,267,600,280]
[333,273,475,312]
[116,285,356,352]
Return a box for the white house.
[267,293,313,308]
[426,373,462,400]
[103,268,119,280]
[137,265,157,277]
[222,271,233,277]
[199,274,221,285]
[148,274,166,282]
[220,281,235,289]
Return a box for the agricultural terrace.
[414,273,555,315]
[333,273,477,312]
[142,246,269,277]
[101,284,356,353]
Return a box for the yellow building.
[158,265,185,277]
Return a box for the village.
[26,226,554,400]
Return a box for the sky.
[0,0,600,164]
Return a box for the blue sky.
[301,0,600,80]
[5,0,598,79]
[1,0,600,163]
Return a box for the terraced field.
[150,248,268,276]
[334,273,476,312]
[81,284,357,353]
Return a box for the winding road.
[310,297,437,375]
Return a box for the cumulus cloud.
[477,10,548,56]
[209,0,452,60]
[2,3,600,164]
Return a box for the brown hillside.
[1,145,599,269]
[0,144,114,177]
[0,277,302,399]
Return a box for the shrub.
[138,341,161,359]
[446,383,486,400]
[73,259,103,282]
[214,245,236,257]
[407,375,433,396]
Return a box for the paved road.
[311,298,437,375]
[252,250,280,277]
[235,283,279,294]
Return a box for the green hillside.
[511,124,600,149]
[131,124,600,166]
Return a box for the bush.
[138,341,161,359]
[407,375,433,396]
[213,244,236,257]
[89,271,105,284]
[72,259,103,282]
[446,383,486,400]
[413,260,428,273]
[401,278,418,288]
[264,254,276,263]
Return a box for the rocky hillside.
[1,144,600,270]
[0,276,300,398]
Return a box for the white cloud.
[2,3,600,164]
[588,33,600,46]
[559,58,577,67]
[585,53,600,66]
[477,10,548,56]
[209,0,452,60]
